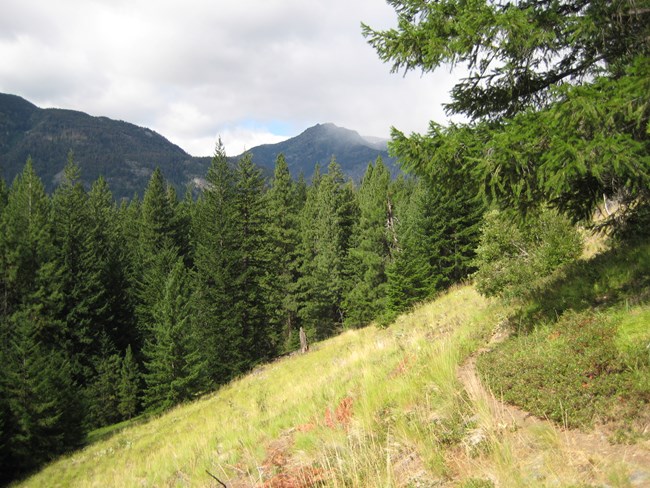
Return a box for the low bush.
[477,309,650,430]
[473,208,582,301]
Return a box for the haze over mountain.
[0,93,399,197]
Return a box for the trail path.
[454,328,650,487]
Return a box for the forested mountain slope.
[0,93,210,199]
[0,94,398,198]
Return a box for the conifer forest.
[0,146,482,481]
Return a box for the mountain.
[0,93,210,199]
[0,94,399,198]
[239,122,398,181]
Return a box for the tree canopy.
[363,0,650,231]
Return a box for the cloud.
[0,0,458,157]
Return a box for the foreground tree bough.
[363,0,650,233]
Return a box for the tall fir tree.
[385,175,483,317]
[87,177,135,353]
[136,169,181,350]
[262,154,302,352]
[51,154,109,384]
[143,257,205,411]
[2,308,83,481]
[231,153,272,364]
[192,140,242,384]
[385,179,437,314]
[0,159,55,323]
[344,158,393,327]
[424,177,483,290]
[297,159,358,339]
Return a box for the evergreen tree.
[136,169,180,349]
[118,345,140,420]
[140,167,176,255]
[174,185,196,267]
[51,154,107,383]
[383,172,483,318]
[344,158,392,327]
[0,159,54,322]
[115,195,143,352]
[143,257,205,411]
[87,177,135,353]
[385,179,436,314]
[424,177,484,290]
[364,0,650,230]
[193,140,241,383]
[262,154,302,352]
[3,309,83,479]
[84,338,121,428]
[231,153,272,364]
[297,159,358,339]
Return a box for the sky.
[0,0,458,157]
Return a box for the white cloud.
[0,0,458,157]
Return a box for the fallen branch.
[205,470,227,487]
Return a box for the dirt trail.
[455,328,650,487]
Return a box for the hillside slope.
[18,275,650,487]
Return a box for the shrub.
[473,208,582,300]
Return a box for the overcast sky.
[0,0,457,156]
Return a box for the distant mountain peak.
[240,122,398,181]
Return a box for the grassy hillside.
[17,241,649,487]
[18,287,502,487]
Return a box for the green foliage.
[193,141,241,384]
[3,309,83,478]
[231,153,273,363]
[118,345,140,420]
[344,158,393,327]
[86,177,136,353]
[521,240,650,327]
[262,154,302,352]
[0,159,53,318]
[364,1,650,230]
[140,167,177,255]
[85,347,122,428]
[192,144,273,380]
[385,179,436,315]
[385,172,483,320]
[51,153,110,383]
[473,208,583,300]
[478,239,650,432]
[143,257,205,412]
[478,59,650,226]
[363,0,648,120]
[297,159,358,339]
